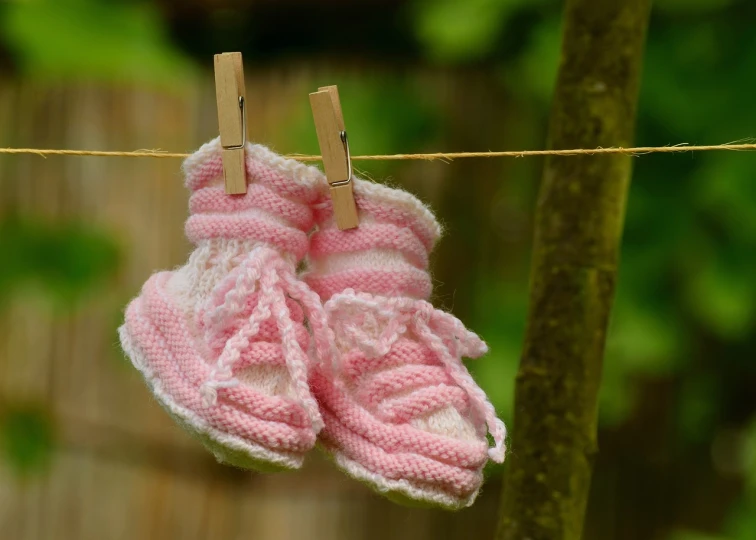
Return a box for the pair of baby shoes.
[119,139,506,509]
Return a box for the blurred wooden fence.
[0,69,504,540]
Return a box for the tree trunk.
[495,1,651,539]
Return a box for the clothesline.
[1,142,756,161]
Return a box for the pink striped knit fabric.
[305,180,507,509]
[119,138,332,471]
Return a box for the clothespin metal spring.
[329,131,352,188]
[223,96,246,151]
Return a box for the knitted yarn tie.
[199,245,333,433]
[324,289,507,462]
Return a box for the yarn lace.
[199,246,332,432]
[324,290,507,462]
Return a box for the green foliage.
[744,421,756,492]
[503,16,562,103]
[0,404,55,476]
[720,421,756,539]
[597,2,756,425]
[676,375,721,444]
[668,532,725,540]
[2,0,195,85]
[684,244,755,339]
[0,219,120,307]
[412,0,526,62]
[656,0,735,13]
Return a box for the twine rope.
[2,142,756,161]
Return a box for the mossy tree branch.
[495,1,651,539]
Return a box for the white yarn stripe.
[307,249,418,275]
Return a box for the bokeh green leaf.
[0,405,55,476]
[412,0,529,62]
[0,219,120,306]
[2,0,195,85]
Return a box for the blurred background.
[0,0,755,539]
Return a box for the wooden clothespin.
[214,52,247,195]
[309,86,359,230]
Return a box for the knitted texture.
[119,138,332,471]
[304,179,507,509]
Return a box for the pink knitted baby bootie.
[305,180,506,509]
[119,139,332,471]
